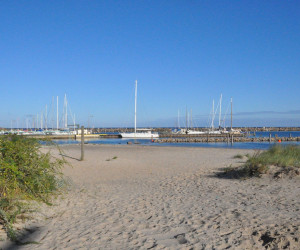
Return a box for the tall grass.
[245,144,300,170]
[241,145,300,177]
[222,145,300,178]
[0,135,66,241]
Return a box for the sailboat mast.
[65,94,68,129]
[211,100,214,130]
[57,96,59,130]
[63,94,68,129]
[134,80,137,135]
[41,112,43,130]
[52,96,54,129]
[190,109,193,129]
[219,94,222,129]
[45,105,47,130]
[185,107,188,130]
[231,97,233,130]
[178,109,180,129]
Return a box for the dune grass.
[0,135,66,241]
[233,154,243,159]
[223,144,300,178]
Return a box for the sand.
[1,144,300,249]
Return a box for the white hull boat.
[120,131,159,139]
[120,80,159,139]
[177,128,205,135]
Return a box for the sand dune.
[2,144,300,249]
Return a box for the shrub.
[233,154,243,159]
[220,145,300,179]
[0,135,66,240]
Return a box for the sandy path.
[2,144,300,249]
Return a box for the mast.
[45,105,47,130]
[231,97,233,130]
[51,96,54,129]
[185,106,188,130]
[177,109,180,129]
[64,94,68,129]
[211,100,215,131]
[219,94,222,129]
[57,96,59,130]
[134,80,137,135]
[190,109,193,129]
[41,112,43,129]
[66,97,68,129]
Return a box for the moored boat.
[120,80,159,139]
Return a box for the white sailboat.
[120,80,159,139]
[176,108,205,135]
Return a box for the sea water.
[49,131,300,150]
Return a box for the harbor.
[1,128,300,147]
[1,2,300,249]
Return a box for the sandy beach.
[1,144,300,249]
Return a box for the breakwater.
[16,134,121,140]
[90,127,300,134]
[159,133,245,138]
[154,136,300,143]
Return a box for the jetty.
[20,133,121,140]
[155,136,300,144]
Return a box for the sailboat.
[120,80,159,139]
[177,108,205,135]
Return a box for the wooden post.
[227,134,229,144]
[80,126,84,161]
[269,133,271,143]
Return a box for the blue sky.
[1,0,299,128]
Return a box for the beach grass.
[233,154,243,159]
[223,145,300,178]
[0,135,66,241]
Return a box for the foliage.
[243,144,300,176]
[221,145,300,178]
[0,135,66,241]
[233,154,243,159]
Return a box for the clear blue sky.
[1,0,299,128]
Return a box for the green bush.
[0,135,66,240]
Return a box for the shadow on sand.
[2,226,43,250]
[209,167,251,180]
[60,154,80,161]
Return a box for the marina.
[1,2,300,249]
[31,130,300,150]
[1,128,300,150]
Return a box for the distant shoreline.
[1,127,300,132]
